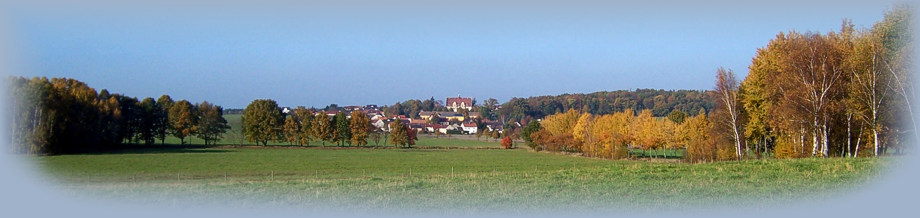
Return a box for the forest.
[495,89,714,124]
[4,77,230,155]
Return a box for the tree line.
[240,99,417,148]
[5,77,230,155]
[521,6,914,162]
[497,89,714,126]
[521,108,717,161]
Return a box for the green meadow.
[35,144,885,214]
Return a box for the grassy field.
[35,145,886,214]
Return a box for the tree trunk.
[855,136,861,157]
[846,114,852,158]
[822,119,829,157]
[873,128,880,157]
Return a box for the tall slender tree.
[712,67,744,160]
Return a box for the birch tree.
[713,67,744,160]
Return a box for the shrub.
[501,136,513,149]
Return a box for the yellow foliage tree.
[542,109,580,136]
[571,112,594,152]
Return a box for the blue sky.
[1,1,901,108]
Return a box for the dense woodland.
[495,89,714,124]
[5,77,229,155]
[522,6,914,162]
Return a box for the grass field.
[34,145,886,214]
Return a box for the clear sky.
[1,0,903,108]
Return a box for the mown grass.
[35,147,886,214]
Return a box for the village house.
[446,95,473,112]
[462,122,478,134]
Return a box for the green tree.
[332,112,351,146]
[242,99,283,146]
[667,110,687,125]
[389,119,408,147]
[136,97,160,145]
[196,101,230,146]
[521,121,542,149]
[169,100,197,145]
[155,95,174,144]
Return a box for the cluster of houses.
[282,96,503,135]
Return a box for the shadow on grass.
[628,149,685,160]
[81,144,234,155]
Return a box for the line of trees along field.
[522,6,914,162]
[241,99,417,148]
[496,89,714,125]
[5,77,230,155]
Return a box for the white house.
[462,122,478,134]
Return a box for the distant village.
[278,96,507,136]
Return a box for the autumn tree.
[501,136,513,149]
[283,115,300,145]
[242,99,283,146]
[406,125,418,147]
[169,100,198,145]
[349,111,372,147]
[389,119,408,147]
[874,6,914,153]
[632,109,664,157]
[571,112,593,153]
[196,101,230,146]
[682,109,715,163]
[846,27,893,157]
[292,107,314,146]
[712,67,744,160]
[541,109,579,136]
[313,112,333,147]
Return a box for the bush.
[501,137,513,149]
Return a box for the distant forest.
[496,89,714,124]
